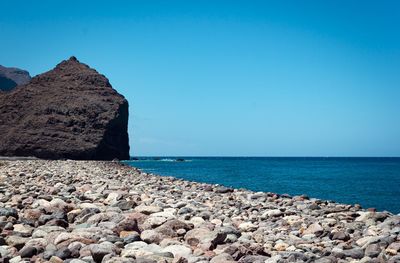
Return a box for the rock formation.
[0,56,130,160]
[0,65,31,91]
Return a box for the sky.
[1,1,399,157]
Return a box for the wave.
[161,158,176,162]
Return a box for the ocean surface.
[123,157,400,214]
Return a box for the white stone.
[238,222,257,232]
[162,245,192,258]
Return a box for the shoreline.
[0,160,399,262]
[124,161,392,215]
[124,157,400,215]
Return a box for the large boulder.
[0,56,130,160]
[0,64,31,91]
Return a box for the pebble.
[0,160,398,262]
[162,244,192,258]
[19,246,37,258]
[0,207,18,218]
[365,243,382,257]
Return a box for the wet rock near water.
[0,160,399,262]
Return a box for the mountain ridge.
[0,64,31,91]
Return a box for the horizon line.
[130,155,400,158]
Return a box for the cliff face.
[0,57,130,160]
[0,65,31,91]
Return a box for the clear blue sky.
[1,1,399,156]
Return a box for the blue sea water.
[123,157,400,214]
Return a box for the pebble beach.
[0,160,399,263]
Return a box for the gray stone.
[134,205,162,215]
[210,253,235,263]
[0,208,18,218]
[331,231,350,241]
[5,235,28,249]
[238,255,270,263]
[91,242,117,263]
[365,243,381,257]
[215,186,234,193]
[343,248,365,259]
[162,245,192,259]
[185,228,227,249]
[54,247,71,260]
[19,246,38,258]
[140,230,163,244]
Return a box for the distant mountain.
[0,65,31,91]
[0,76,18,91]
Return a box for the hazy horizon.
[132,156,400,158]
[1,1,399,157]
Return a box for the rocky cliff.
[0,65,31,91]
[0,56,130,160]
